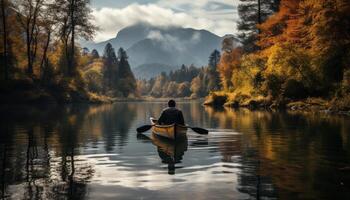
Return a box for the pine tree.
[91,49,99,59]
[102,43,118,93]
[116,48,136,97]
[207,50,221,91]
[237,0,280,52]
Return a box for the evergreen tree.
[102,43,118,93]
[209,50,221,69]
[91,49,99,59]
[207,50,222,91]
[116,47,136,97]
[237,0,280,52]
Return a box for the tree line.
[83,43,136,98]
[137,49,221,98]
[209,0,350,109]
[0,0,137,102]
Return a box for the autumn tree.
[301,0,350,84]
[150,72,168,97]
[54,0,96,76]
[218,47,243,91]
[39,1,58,82]
[0,0,11,80]
[14,0,44,76]
[177,82,191,97]
[257,0,301,49]
[191,71,206,98]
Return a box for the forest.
[205,0,350,112]
[0,0,137,103]
[0,0,349,112]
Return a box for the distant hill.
[82,23,227,79]
[133,63,174,80]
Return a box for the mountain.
[82,23,224,79]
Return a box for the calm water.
[0,102,349,200]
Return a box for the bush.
[203,92,228,106]
[84,69,103,93]
[283,79,308,100]
[263,74,283,98]
[342,69,350,94]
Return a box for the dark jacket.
[158,107,185,125]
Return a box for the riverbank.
[0,79,113,104]
[203,92,350,116]
[0,79,203,105]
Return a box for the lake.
[0,102,349,199]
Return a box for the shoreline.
[1,92,349,116]
[203,95,350,116]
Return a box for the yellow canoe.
[150,118,188,140]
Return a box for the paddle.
[188,127,209,135]
[136,125,153,133]
[136,125,209,135]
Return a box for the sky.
[91,0,239,42]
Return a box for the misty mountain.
[82,23,224,79]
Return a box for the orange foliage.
[218,47,243,91]
[258,0,301,49]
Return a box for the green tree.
[102,43,118,93]
[207,50,221,92]
[91,49,99,59]
[116,48,136,97]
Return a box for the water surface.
[0,102,349,199]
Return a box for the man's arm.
[178,111,185,125]
[158,111,166,125]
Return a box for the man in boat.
[158,100,185,125]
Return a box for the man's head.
[168,99,176,108]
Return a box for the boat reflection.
[137,133,188,175]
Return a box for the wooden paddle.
[136,125,209,135]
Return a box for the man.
[158,100,185,125]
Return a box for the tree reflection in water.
[0,103,349,199]
[205,106,350,199]
[0,105,95,199]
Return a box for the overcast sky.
[91,0,239,42]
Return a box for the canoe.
[150,117,187,140]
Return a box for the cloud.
[146,30,198,52]
[91,3,237,42]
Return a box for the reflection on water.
[137,133,188,175]
[0,102,349,199]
